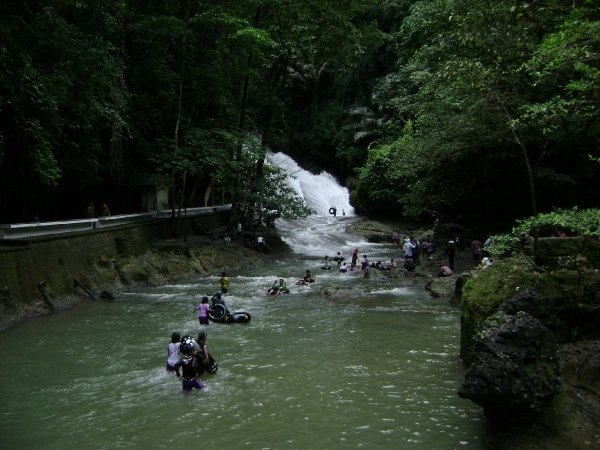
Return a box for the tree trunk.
[171,0,191,238]
[229,4,261,233]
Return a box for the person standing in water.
[219,271,229,294]
[195,331,212,375]
[175,338,205,394]
[166,332,181,373]
[334,252,344,266]
[193,296,213,325]
[351,248,359,268]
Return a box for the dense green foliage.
[1,0,598,227]
[487,207,600,257]
[345,0,600,221]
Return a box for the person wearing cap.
[100,203,110,217]
[444,240,457,271]
[211,291,227,308]
[175,337,205,394]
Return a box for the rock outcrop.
[458,311,560,424]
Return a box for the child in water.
[175,337,205,394]
[193,296,213,325]
[219,271,229,294]
[196,331,218,374]
[166,332,181,373]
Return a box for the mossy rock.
[460,255,600,364]
[460,257,552,365]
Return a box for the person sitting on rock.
[256,236,269,253]
[438,264,453,277]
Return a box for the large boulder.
[457,311,560,424]
[500,288,554,318]
[425,276,456,298]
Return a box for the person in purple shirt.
[175,337,205,394]
[193,296,213,325]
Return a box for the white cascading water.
[268,152,370,256]
[267,152,354,217]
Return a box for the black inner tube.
[209,303,227,320]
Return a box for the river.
[0,154,485,449]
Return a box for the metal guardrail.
[0,205,232,240]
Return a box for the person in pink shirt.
[438,264,453,277]
[193,296,213,325]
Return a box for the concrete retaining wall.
[0,211,230,307]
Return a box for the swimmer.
[275,278,288,294]
[297,270,314,285]
[267,280,280,296]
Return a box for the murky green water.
[1,214,486,449]
[0,249,485,449]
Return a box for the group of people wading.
[165,291,226,394]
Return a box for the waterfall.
[267,152,354,217]
[267,152,365,255]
